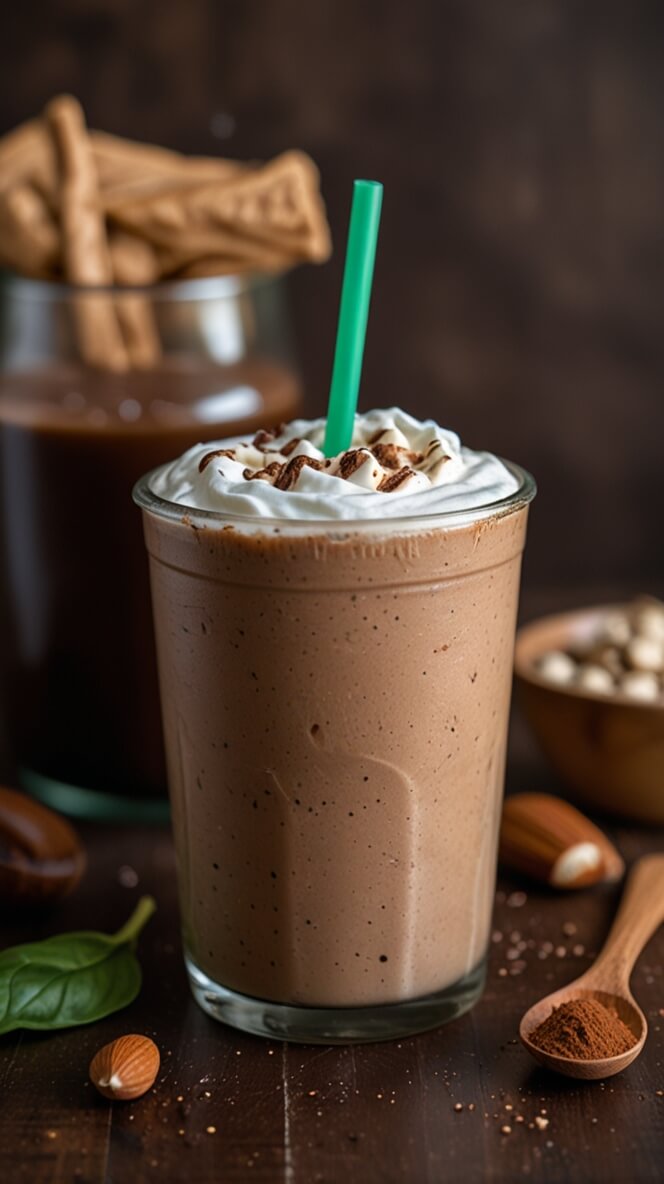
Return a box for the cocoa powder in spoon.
[530,998,636,1060]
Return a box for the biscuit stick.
[46,95,129,371]
[109,151,331,268]
[175,251,292,278]
[109,230,162,368]
[93,130,244,206]
[0,184,60,278]
[0,119,56,198]
[200,151,331,260]
[154,225,297,277]
[108,229,160,286]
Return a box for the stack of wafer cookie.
[0,95,331,370]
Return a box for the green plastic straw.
[323,180,383,457]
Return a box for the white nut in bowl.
[625,635,664,673]
[585,645,624,680]
[514,604,664,825]
[635,603,664,643]
[538,651,576,685]
[576,664,615,695]
[600,612,632,648]
[620,670,661,702]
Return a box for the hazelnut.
[600,612,632,648]
[537,651,576,685]
[625,635,664,674]
[583,644,624,680]
[89,1035,160,1101]
[634,601,664,643]
[620,671,660,702]
[576,664,614,695]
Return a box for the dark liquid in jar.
[0,357,301,798]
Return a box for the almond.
[89,1034,160,1101]
[499,793,624,889]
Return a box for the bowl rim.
[514,603,664,713]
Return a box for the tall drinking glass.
[135,462,535,1041]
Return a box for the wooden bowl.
[514,606,664,824]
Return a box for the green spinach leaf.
[0,896,155,1034]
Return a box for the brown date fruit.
[0,786,86,903]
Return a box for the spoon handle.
[583,854,664,994]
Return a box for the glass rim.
[133,458,536,531]
[0,267,282,302]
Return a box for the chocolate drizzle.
[243,460,284,482]
[244,454,325,489]
[372,443,423,470]
[337,449,371,479]
[198,448,236,472]
[377,467,417,492]
[275,455,324,490]
[200,426,452,495]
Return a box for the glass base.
[186,953,487,1044]
[20,766,170,824]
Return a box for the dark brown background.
[1,9,663,1182]
[3,0,662,592]
[1,0,663,592]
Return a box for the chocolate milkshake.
[136,409,535,1039]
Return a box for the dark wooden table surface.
[1,726,662,1184]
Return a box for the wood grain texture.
[0,0,663,587]
[0,745,662,1183]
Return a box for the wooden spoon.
[520,853,664,1079]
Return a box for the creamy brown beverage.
[136,409,535,1040]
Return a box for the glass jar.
[0,272,302,819]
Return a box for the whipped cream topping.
[151,408,520,521]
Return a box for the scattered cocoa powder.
[529,998,636,1060]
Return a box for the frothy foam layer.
[150,408,520,520]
